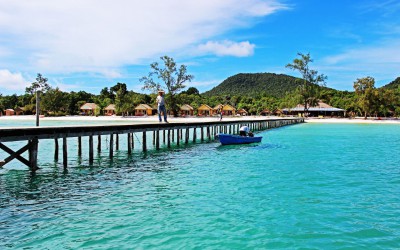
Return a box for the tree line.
[0,55,399,118]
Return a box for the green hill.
[202,73,308,98]
[381,77,400,90]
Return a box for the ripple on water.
[1,123,400,249]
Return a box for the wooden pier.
[0,118,304,172]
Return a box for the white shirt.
[156,95,165,106]
[239,126,250,133]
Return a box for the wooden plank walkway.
[0,118,304,172]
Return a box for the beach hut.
[237,108,248,116]
[104,104,116,116]
[134,104,156,116]
[5,109,15,116]
[14,107,25,115]
[179,104,194,117]
[283,101,345,117]
[222,104,236,116]
[197,104,213,116]
[260,109,271,116]
[214,104,236,116]
[80,103,100,116]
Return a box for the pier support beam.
[89,135,94,164]
[63,136,67,168]
[142,131,147,152]
[109,133,114,159]
[54,138,59,161]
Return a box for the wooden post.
[78,136,82,157]
[153,131,156,145]
[36,91,40,127]
[167,129,171,148]
[131,133,134,149]
[29,137,39,172]
[172,129,174,142]
[142,131,147,152]
[207,126,211,140]
[193,128,196,143]
[89,135,93,164]
[201,127,204,142]
[109,133,114,159]
[116,133,119,151]
[97,135,101,152]
[176,129,180,146]
[63,136,67,168]
[185,128,189,144]
[156,130,160,150]
[163,130,166,144]
[54,138,59,161]
[128,133,132,154]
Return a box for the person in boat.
[239,125,250,136]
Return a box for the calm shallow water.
[1,123,400,249]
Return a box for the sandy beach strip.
[0,115,399,124]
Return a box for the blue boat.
[218,133,262,145]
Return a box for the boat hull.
[218,133,262,145]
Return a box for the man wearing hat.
[156,90,168,123]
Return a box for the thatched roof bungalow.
[197,104,213,116]
[5,109,15,116]
[260,109,271,116]
[135,104,156,116]
[13,107,25,115]
[237,108,248,116]
[214,104,236,116]
[80,103,100,116]
[104,104,116,116]
[283,101,345,117]
[180,104,194,117]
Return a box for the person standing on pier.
[156,90,168,123]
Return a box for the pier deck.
[0,118,304,172]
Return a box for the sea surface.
[1,121,400,249]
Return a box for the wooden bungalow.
[104,104,116,116]
[260,109,271,116]
[14,107,25,115]
[80,103,100,116]
[135,104,156,116]
[213,104,236,116]
[237,108,248,116]
[283,101,345,117]
[5,109,15,116]
[180,104,194,117]
[197,104,213,116]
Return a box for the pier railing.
[0,118,304,172]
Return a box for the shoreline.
[0,115,399,124]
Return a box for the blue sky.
[0,0,399,95]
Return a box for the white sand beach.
[1,115,399,124]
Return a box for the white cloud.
[0,69,29,92]
[321,39,400,89]
[198,40,255,57]
[0,0,286,76]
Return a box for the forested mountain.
[381,77,400,90]
[202,73,324,98]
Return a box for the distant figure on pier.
[239,125,250,136]
[219,106,224,121]
[156,90,168,123]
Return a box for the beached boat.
[218,133,262,145]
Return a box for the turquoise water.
[1,123,400,249]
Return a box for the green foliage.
[381,77,400,90]
[41,87,67,114]
[25,73,51,95]
[141,55,194,117]
[286,53,327,115]
[203,73,304,98]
